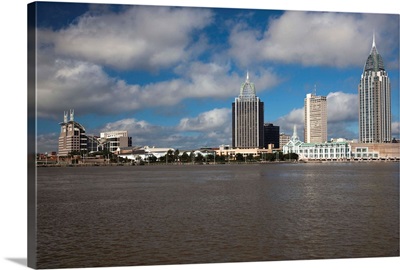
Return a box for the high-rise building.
[232,72,264,148]
[264,123,280,149]
[358,35,391,143]
[304,93,327,143]
[58,110,87,156]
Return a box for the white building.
[304,92,327,143]
[117,146,174,161]
[284,126,351,160]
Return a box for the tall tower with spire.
[359,34,391,143]
[232,72,264,148]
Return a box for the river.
[35,162,399,268]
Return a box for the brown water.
[36,163,399,269]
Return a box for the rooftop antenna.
[313,84,317,96]
[63,111,68,123]
[70,109,74,122]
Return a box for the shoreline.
[36,159,400,167]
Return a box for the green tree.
[166,149,174,163]
[235,153,244,162]
[181,152,190,163]
[174,149,180,162]
[215,154,226,163]
[195,153,204,163]
[148,155,157,163]
[283,152,298,161]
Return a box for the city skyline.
[34,2,400,153]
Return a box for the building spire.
[291,124,299,141]
[370,32,379,54]
[364,32,384,72]
[372,31,376,48]
[239,71,256,98]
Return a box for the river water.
[36,162,399,268]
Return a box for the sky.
[33,1,400,153]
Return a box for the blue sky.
[34,1,399,153]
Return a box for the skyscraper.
[232,72,264,148]
[264,123,280,149]
[58,110,87,156]
[304,93,327,143]
[359,35,391,143]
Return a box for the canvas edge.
[27,2,37,269]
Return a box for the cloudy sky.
[33,1,399,153]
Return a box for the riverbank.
[36,158,399,167]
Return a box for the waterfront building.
[284,125,351,160]
[232,72,264,148]
[100,130,132,153]
[58,110,87,156]
[284,126,400,160]
[359,34,391,143]
[264,123,280,149]
[216,145,272,160]
[304,92,327,143]
[118,146,174,161]
[350,143,399,160]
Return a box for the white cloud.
[37,56,280,118]
[275,107,304,136]
[327,91,358,123]
[229,11,398,67]
[326,91,359,139]
[178,108,231,132]
[38,6,213,70]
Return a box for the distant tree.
[215,154,226,163]
[235,153,244,162]
[159,155,166,163]
[265,153,275,161]
[283,153,298,161]
[174,149,180,162]
[166,149,174,163]
[181,152,190,163]
[148,155,157,163]
[190,151,195,163]
[195,153,204,163]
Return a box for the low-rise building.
[283,126,400,160]
[99,130,132,153]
